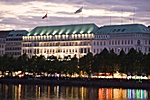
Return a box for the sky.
[0,0,150,31]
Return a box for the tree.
[16,53,29,72]
[108,49,119,76]
[67,55,79,77]
[36,55,46,74]
[126,48,138,75]
[79,52,93,77]
[98,48,110,74]
[118,49,127,74]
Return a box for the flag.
[42,13,47,19]
[74,6,83,14]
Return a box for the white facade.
[92,33,150,55]
[22,34,94,58]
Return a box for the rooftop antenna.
[110,9,111,25]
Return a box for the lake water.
[0,84,149,100]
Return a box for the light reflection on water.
[0,84,149,100]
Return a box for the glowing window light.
[40,30,46,36]
[34,32,37,36]
[80,30,85,34]
[74,34,77,38]
[73,30,78,34]
[87,27,93,33]
[47,29,53,35]
[58,28,66,35]
[66,29,71,34]
[52,30,58,35]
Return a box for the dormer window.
[112,29,116,32]
[121,29,125,32]
[117,29,120,32]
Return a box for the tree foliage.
[0,48,150,77]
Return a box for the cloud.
[0,0,150,31]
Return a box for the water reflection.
[0,84,149,100]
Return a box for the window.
[131,40,133,44]
[94,49,95,53]
[112,29,116,32]
[97,49,99,53]
[97,42,99,45]
[100,42,102,45]
[80,48,83,53]
[122,40,124,44]
[118,40,120,45]
[115,41,117,45]
[112,41,114,45]
[109,41,111,45]
[128,40,130,44]
[93,42,95,45]
[125,40,127,45]
[121,29,125,32]
[145,48,147,52]
[117,29,121,32]
[84,48,87,53]
[137,40,140,45]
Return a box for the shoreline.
[0,78,150,89]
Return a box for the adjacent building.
[22,23,150,58]
[5,30,28,58]
[93,24,150,55]
[0,31,12,56]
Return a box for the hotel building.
[22,23,150,59]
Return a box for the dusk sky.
[0,0,150,31]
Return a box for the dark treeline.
[0,48,150,77]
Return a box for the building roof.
[7,30,28,38]
[96,24,150,34]
[27,23,99,36]
[0,30,12,38]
